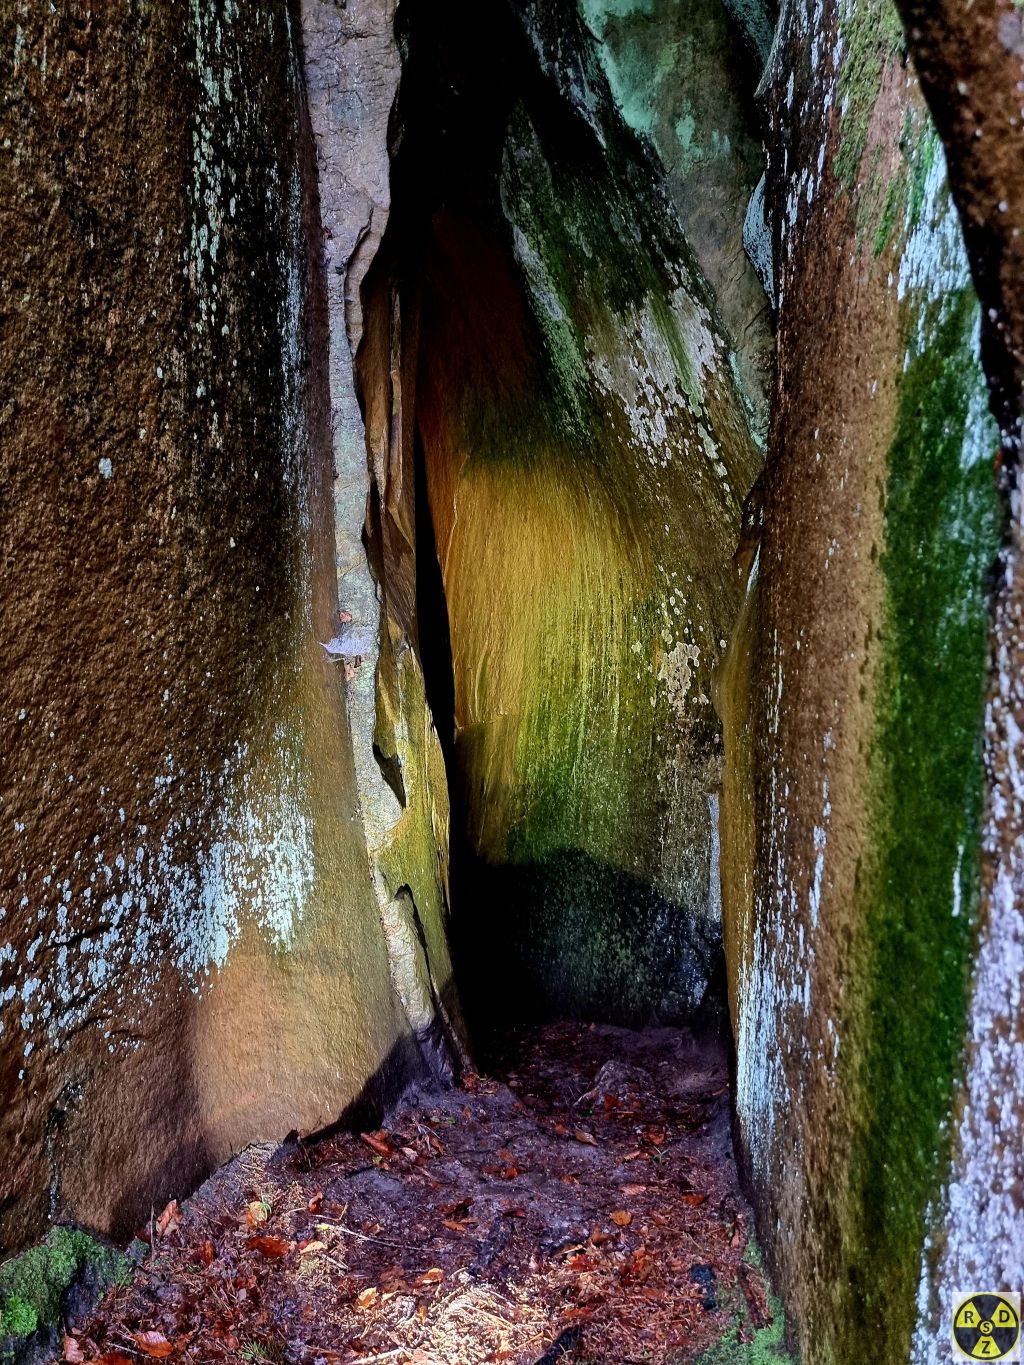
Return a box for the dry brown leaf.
[574,1129,598,1146]
[441,1219,468,1233]
[245,1234,291,1258]
[133,1331,173,1359]
[440,1197,473,1219]
[359,1131,393,1159]
[416,1267,444,1287]
[299,1240,327,1256]
[62,1336,84,1363]
[96,1353,134,1365]
[680,1192,709,1207]
[621,1184,647,1196]
[197,1240,215,1265]
[356,1286,379,1309]
[155,1200,180,1238]
[307,1192,323,1214]
[245,1200,269,1228]
[610,1210,633,1227]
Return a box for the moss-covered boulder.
[0,1227,130,1362]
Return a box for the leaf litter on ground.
[72,1022,777,1364]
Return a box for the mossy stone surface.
[0,1227,130,1358]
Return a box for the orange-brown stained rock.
[0,2,418,1252]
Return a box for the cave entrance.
[364,0,766,1048]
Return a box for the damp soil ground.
[67,1023,788,1365]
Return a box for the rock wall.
[383,0,763,1027]
[896,0,1024,1352]
[721,0,1007,1360]
[0,0,440,1253]
[300,0,466,1083]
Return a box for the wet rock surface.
[720,0,1008,1360]
[382,0,761,1028]
[71,1024,789,1364]
[0,0,426,1252]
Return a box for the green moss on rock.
[842,288,1002,1357]
[0,1227,130,1355]
[695,1244,795,1363]
[835,0,905,190]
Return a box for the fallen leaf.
[155,1200,180,1238]
[441,1197,473,1219]
[416,1267,444,1287]
[63,1336,84,1363]
[133,1332,173,1359]
[299,1240,328,1256]
[441,1219,469,1233]
[359,1131,393,1159]
[307,1192,323,1214]
[553,1122,568,1137]
[621,1184,647,1197]
[610,1210,633,1227]
[245,1199,269,1228]
[680,1192,709,1207]
[643,1130,666,1146]
[197,1240,215,1265]
[574,1130,598,1146]
[97,1354,134,1365]
[620,1251,652,1284]
[246,1234,291,1258]
[356,1286,379,1310]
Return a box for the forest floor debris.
[66,1023,790,1364]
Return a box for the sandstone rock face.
[580,0,774,437]
[0,0,435,1252]
[895,0,1024,1349]
[301,0,466,1081]
[382,0,762,1027]
[721,1,1005,1360]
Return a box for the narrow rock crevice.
[356,0,768,1043]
